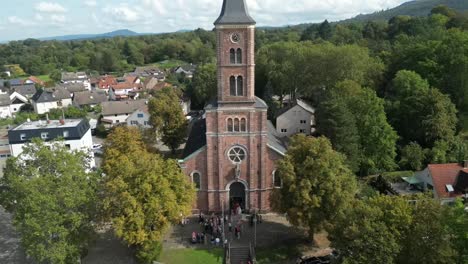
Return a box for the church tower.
[181,0,285,213]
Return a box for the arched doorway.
[229,182,246,211]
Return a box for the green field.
[159,248,223,264]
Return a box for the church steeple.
[214,0,256,25]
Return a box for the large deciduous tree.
[0,140,98,264]
[101,127,194,262]
[190,63,217,107]
[272,135,357,238]
[148,87,188,153]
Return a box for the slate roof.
[12,84,36,98]
[276,99,315,118]
[267,120,287,155]
[214,0,256,25]
[73,91,108,106]
[0,94,11,106]
[9,79,23,86]
[182,117,207,159]
[101,100,147,116]
[32,88,71,103]
[55,83,87,93]
[428,163,464,198]
[61,72,88,81]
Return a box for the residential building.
[9,92,28,114]
[8,119,95,167]
[126,105,151,128]
[73,90,107,108]
[61,72,91,90]
[96,75,118,90]
[8,79,23,87]
[101,100,147,128]
[31,88,72,114]
[12,84,37,99]
[415,163,468,204]
[0,94,12,118]
[179,0,285,213]
[24,76,45,86]
[174,64,196,78]
[276,99,315,137]
[131,66,166,80]
[0,129,11,178]
[56,83,88,95]
[180,95,191,116]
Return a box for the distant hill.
[344,0,468,22]
[38,29,145,41]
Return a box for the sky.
[0,0,410,42]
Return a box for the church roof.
[182,117,207,159]
[267,121,287,156]
[214,0,256,25]
[205,97,268,110]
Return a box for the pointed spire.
[214,0,256,25]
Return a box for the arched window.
[273,170,282,188]
[230,76,236,96]
[227,118,233,132]
[236,48,242,64]
[237,76,243,96]
[240,118,246,132]
[234,119,240,132]
[192,172,201,190]
[230,48,236,64]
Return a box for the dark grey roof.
[267,120,287,155]
[73,91,108,106]
[0,94,10,106]
[183,118,207,159]
[214,0,256,25]
[32,88,71,103]
[9,79,23,86]
[8,119,90,144]
[12,84,36,98]
[55,83,87,93]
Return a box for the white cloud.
[103,4,144,23]
[84,0,98,7]
[50,14,66,23]
[7,16,33,26]
[35,14,44,21]
[35,2,67,13]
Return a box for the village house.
[24,76,45,87]
[8,118,95,168]
[61,72,91,90]
[9,92,28,114]
[73,90,108,108]
[11,84,37,99]
[276,99,315,137]
[31,88,72,114]
[126,105,151,128]
[56,83,88,95]
[174,64,196,78]
[100,100,147,128]
[130,66,166,81]
[0,94,12,118]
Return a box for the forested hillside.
[345,0,468,22]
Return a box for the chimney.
[464,160,468,168]
[46,113,51,124]
[59,119,65,125]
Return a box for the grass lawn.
[159,248,224,264]
[158,245,300,264]
[36,75,51,82]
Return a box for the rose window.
[228,147,246,163]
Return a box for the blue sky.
[0,0,409,42]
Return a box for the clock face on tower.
[230,33,241,43]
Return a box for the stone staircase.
[229,246,250,264]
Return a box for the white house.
[61,72,91,91]
[126,105,151,128]
[276,99,315,137]
[101,100,147,128]
[8,119,95,167]
[31,88,72,114]
[9,92,28,114]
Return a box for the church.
[180,0,287,213]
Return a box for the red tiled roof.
[28,76,44,85]
[428,163,464,198]
[98,76,117,89]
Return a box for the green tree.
[445,199,468,263]
[399,142,426,171]
[148,87,188,153]
[190,63,216,107]
[318,20,333,40]
[102,127,195,262]
[330,195,413,264]
[272,135,357,238]
[0,140,98,264]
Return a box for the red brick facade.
[180,4,283,213]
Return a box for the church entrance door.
[229,182,246,211]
